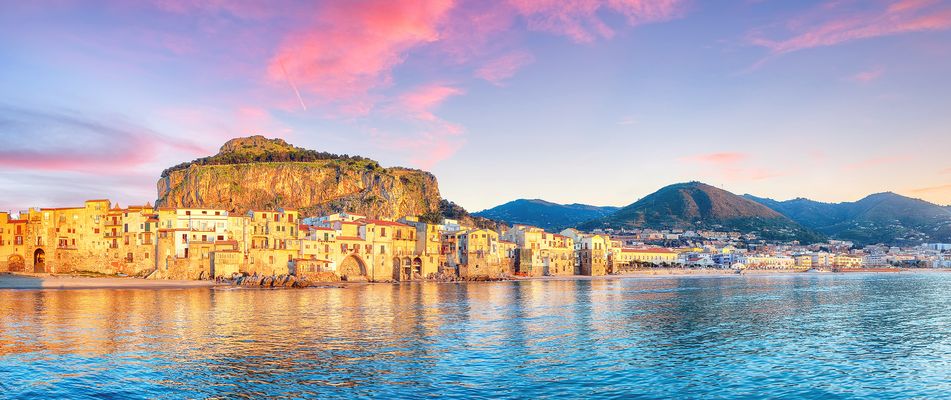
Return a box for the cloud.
[617,115,638,125]
[475,51,535,85]
[849,66,885,83]
[843,155,911,171]
[267,1,456,112]
[508,0,685,43]
[684,152,749,164]
[0,106,209,210]
[908,184,951,204]
[394,84,464,121]
[681,152,782,181]
[0,106,205,173]
[375,84,466,168]
[750,0,951,56]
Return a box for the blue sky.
[1,0,950,212]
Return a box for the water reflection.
[1,274,950,398]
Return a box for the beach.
[2,268,946,290]
[0,273,221,290]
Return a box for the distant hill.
[746,192,951,245]
[579,182,823,242]
[473,199,619,231]
[421,199,506,231]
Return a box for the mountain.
[472,199,619,231]
[579,182,823,242]
[746,192,951,245]
[422,199,507,232]
[156,136,441,218]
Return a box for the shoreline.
[2,268,949,290]
[0,272,223,290]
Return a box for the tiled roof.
[621,248,677,254]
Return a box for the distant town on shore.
[2,136,949,281]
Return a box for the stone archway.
[392,257,402,281]
[7,254,25,272]
[412,257,422,278]
[338,255,367,281]
[33,249,46,273]
[402,257,412,281]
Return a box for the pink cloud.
[751,0,951,56]
[681,152,784,181]
[475,51,535,85]
[395,84,464,121]
[907,184,951,204]
[844,155,912,171]
[267,1,456,111]
[373,84,466,168]
[850,66,885,83]
[508,0,685,42]
[148,0,284,19]
[684,152,750,165]
[0,107,205,173]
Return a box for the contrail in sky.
[279,59,307,110]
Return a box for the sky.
[1,0,950,213]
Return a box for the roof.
[621,248,677,254]
[357,218,411,228]
[336,236,363,241]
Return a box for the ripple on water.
[1,273,950,399]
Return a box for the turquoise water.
[1,273,950,399]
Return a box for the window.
[185,211,191,216]
[381,228,387,237]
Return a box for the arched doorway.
[402,257,412,281]
[7,254,25,272]
[33,249,46,273]
[412,257,422,278]
[392,257,402,281]
[337,255,367,281]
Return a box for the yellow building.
[616,247,679,267]
[578,234,612,276]
[455,229,503,279]
[834,254,864,268]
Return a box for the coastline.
[3,268,948,290]
[0,272,222,290]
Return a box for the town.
[1,199,950,282]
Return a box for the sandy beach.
[2,268,947,290]
[0,273,222,290]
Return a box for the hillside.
[473,199,619,231]
[747,192,951,245]
[156,136,441,218]
[580,182,823,242]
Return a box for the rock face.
[156,136,441,218]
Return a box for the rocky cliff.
[156,136,441,218]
